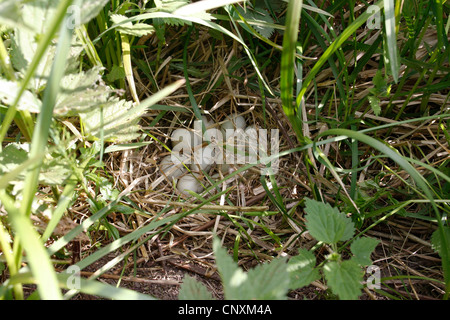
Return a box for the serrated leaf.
[0,79,42,113]
[0,143,71,186]
[179,274,215,300]
[106,65,126,82]
[244,257,289,300]
[213,236,289,300]
[323,260,363,300]
[304,198,355,244]
[78,0,110,25]
[10,0,59,90]
[0,0,26,31]
[236,6,275,38]
[213,236,247,299]
[110,14,155,37]
[287,248,320,289]
[55,66,111,116]
[79,98,142,143]
[350,237,379,266]
[368,95,381,116]
[431,227,450,258]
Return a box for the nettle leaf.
[10,0,59,90]
[0,143,71,186]
[106,65,126,82]
[55,66,112,116]
[0,79,41,113]
[154,0,213,26]
[236,5,275,39]
[287,248,320,289]
[213,236,247,299]
[244,256,289,300]
[79,98,143,143]
[155,0,189,12]
[323,259,363,300]
[0,0,27,31]
[304,198,355,245]
[78,0,110,26]
[213,236,289,300]
[431,227,450,259]
[110,14,155,37]
[178,274,215,300]
[350,237,379,266]
[368,95,381,116]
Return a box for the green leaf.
[0,143,70,186]
[0,0,26,32]
[431,227,450,259]
[368,95,381,116]
[55,66,111,116]
[110,14,155,37]
[244,257,289,300]
[80,98,142,143]
[78,0,110,25]
[0,79,41,113]
[213,236,289,300]
[213,236,248,299]
[235,5,275,38]
[350,237,379,266]
[179,274,215,300]
[323,259,363,300]
[304,198,355,244]
[383,0,399,83]
[287,248,320,289]
[106,65,126,82]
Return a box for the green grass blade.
[20,0,75,217]
[296,0,384,108]
[0,191,62,299]
[280,0,303,142]
[384,0,399,83]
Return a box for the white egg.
[190,144,217,171]
[177,174,204,196]
[245,125,258,141]
[221,113,246,131]
[160,155,186,179]
[201,115,214,128]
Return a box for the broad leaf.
[213,236,248,299]
[0,143,71,186]
[110,14,155,37]
[0,79,41,113]
[350,237,379,266]
[213,236,289,300]
[304,198,355,244]
[235,5,275,39]
[323,259,363,300]
[179,274,215,300]
[244,256,289,300]
[287,248,320,289]
[79,98,142,143]
[431,227,450,259]
[55,66,111,116]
